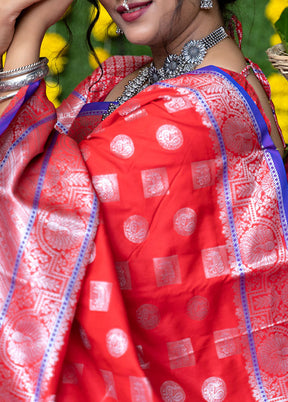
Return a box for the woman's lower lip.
[121,3,152,22]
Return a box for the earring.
[200,0,213,9]
[116,26,123,35]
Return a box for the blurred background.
[43,0,288,140]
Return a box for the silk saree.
[0,55,288,402]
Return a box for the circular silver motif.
[258,327,288,377]
[136,304,160,330]
[93,175,119,202]
[241,224,277,269]
[222,119,254,155]
[156,125,183,150]
[160,381,186,402]
[149,65,160,84]
[182,40,206,66]
[110,135,135,159]
[173,208,197,236]
[106,328,128,358]
[43,211,85,250]
[163,55,181,77]
[6,316,48,365]
[123,215,149,244]
[187,296,209,321]
[202,377,227,402]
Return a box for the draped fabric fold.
[1,55,288,401]
[0,81,99,401]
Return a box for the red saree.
[1,55,288,401]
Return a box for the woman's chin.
[123,29,160,48]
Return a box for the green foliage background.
[55,0,275,100]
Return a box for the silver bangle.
[0,57,48,79]
[0,90,19,103]
[0,65,49,92]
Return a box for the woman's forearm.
[0,0,72,115]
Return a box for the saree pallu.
[0,82,99,401]
[1,55,288,401]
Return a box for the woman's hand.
[2,0,73,72]
[0,0,73,115]
[14,0,74,39]
[0,0,42,56]
[0,0,73,57]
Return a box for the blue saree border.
[207,65,288,247]
[78,101,117,117]
[0,81,40,136]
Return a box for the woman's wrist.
[0,30,45,113]
[4,33,43,71]
[3,14,47,71]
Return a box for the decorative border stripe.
[208,66,288,249]
[79,101,111,114]
[157,76,268,401]
[0,113,56,172]
[33,194,98,401]
[72,90,87,104]
[189,86,268,402]
[55,120,69,135]
[0,132,58,329]
[0,81,40,137]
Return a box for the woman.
[0,0,287,401]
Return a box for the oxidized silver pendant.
[163,54,181,78]
[148,65,160,84]
[182,40,207,67]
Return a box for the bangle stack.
[0,57,49,103]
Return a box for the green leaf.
[275,7,288,53]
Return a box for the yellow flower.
[45,80,62,108]
[89,47,111,69]
[91,4,117,42]
[269,72,288,141]
[40,32,68,75]
[270,33,282,46]
[265,0,288,24]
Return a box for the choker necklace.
[103,26,228,119]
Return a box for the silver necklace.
[103,26,228,119]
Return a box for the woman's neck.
[150,9,224,69]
